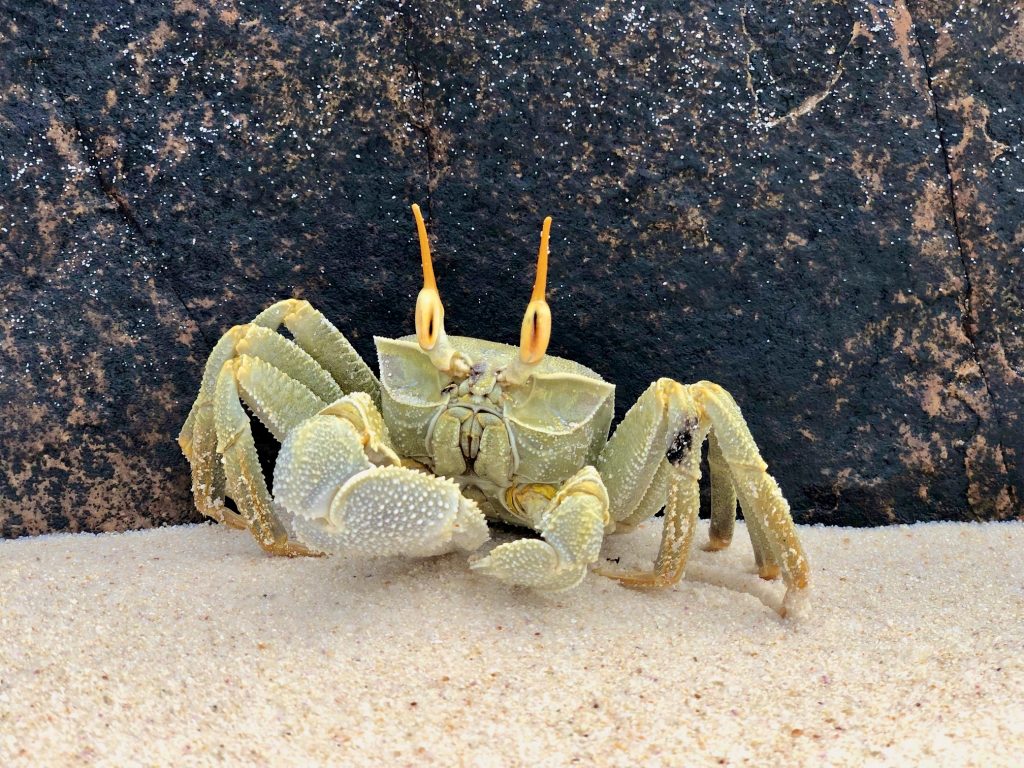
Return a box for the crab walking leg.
[695,383,803,587]
[744,504,781,580]
[274,403,489,558]
[658,453,704,578]
[705,427,777,577]
[612,458,672,531]
[179,319,344,448]
[231,355,327,442]
[706,429,738,550]
[234,325,343,404]
[594,413,710,587]
[179,327,249,529]
[596,379,809,613]
[252,299,381,407]
[211,358,326,555]
[469,466,611,591]
[596,382,675,526]
[179,298,374,531]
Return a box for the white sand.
[1,520,1022,767]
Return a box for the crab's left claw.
[470,466,610,590]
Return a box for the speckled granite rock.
[907,0,1023,518]
[1,0,1020,536]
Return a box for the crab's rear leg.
[702,430,779,579]
[273,398,489,559]
[595,379,809,616]
[691,381,807,597]
[602,431,740,548]
[179,299,379,538]
[705,431,736,550]
[179,327,250,530]
[182,322,338,550]
[250,299,381,408]
[213,355,328,555]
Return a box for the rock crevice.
[909,13,1010,515]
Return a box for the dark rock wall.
[1,0,1020,536]
[910,0,1023,519]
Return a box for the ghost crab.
[179,205,809,616]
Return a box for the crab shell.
[375,335,615,504]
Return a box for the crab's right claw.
[274,405,489,558]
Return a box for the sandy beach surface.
[1,519,1022,767]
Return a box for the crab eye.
[415,288,444,350]
[519,299,551,364]
[518,216,552,364]
[412,203,446,351]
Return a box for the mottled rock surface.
[1,0,1020,536]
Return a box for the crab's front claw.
[288,466,489,558]
[274,398,489,559]
[470,466,610,591]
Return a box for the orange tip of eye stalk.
[531,216,552,302]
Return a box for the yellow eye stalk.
[410,203,552,383]
[500,215,553,385]
[412,203,444,352]
[519,216,552,364]
[411,204,469,376]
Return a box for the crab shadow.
[597,519,795,618]
[210,518,798,654]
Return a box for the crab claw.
[469,466,609,591]
[274,398,489,558]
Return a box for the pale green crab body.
[179,206,810,616]
[379,335,614,525]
